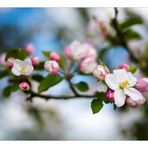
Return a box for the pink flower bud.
[6,58,15,69]
[80,57,97,74]
[31,57,40,66]
[24,43,35,54]
[19,82,30,91]
[136,78,148,93]
[119,64,129,71]
[50,52,60,61]
[126,96,146,107]
[44,60,60,75]
[93,65,109,80]
[105,89,114,102]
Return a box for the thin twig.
[27,90,94,101]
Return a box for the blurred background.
[0,8,148,140]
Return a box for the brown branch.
[26,90,94,101]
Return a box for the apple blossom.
[64,40,97,61]
[31,56,40,66]
[12,59,34,76]
[135,78,148,93]
[44,60,60,75]
[6,58,15,69]
[50,52,60,61]
[93,65,109,80]
[105,69,145,107]
[80,57,97,74]
[24,43,35,54]
[19,82,30,91]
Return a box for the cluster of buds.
[44,52,60,75]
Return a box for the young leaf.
[123,29,142,41]
[42,51,50,59]
[119,17,143,31]
[38,74,63,93]
[32,74,44,82]
[59,55,65,69]
[75,81,89,92]
[129,65,137,73]
[91,99,103,114]
[96,92,110,104]
[2,85,19,97]
[0,70,11,79]
[5,48,29,60]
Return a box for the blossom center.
[119,80,130,90]
[99,71,104,78]
[20,66,28,72]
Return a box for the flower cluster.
[0,41,148,111]
[0,44,61,92]
[92,63,148,107]
[64,40,97,74]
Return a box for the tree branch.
[26,90,94,101]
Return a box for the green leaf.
[129,65,137,73]
[75,81,89,92]
[119,17,143,31]
[59,55,65,69]
[91,99,103,114]
[2,85,19,97]
[123,29,142,40]
[42,51,50,59]
[32,74,44,82]
[96,92,110,104]
[0,70,11,79]
[5,48,29,60]
[38,74,63,93]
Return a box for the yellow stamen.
[99,71,104,78]
[119,80,129,90]
[20,66,28,72]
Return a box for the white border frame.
[0,0,148,7]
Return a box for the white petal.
[105,74,119,90]
[24,59,32,65]
[13,59,23,68]
[128,72,137,87]
[114,89,126,107]
[113,69,129,83]
[24,65,34,75]
[12,67,21,76]
[124,88,145,101]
